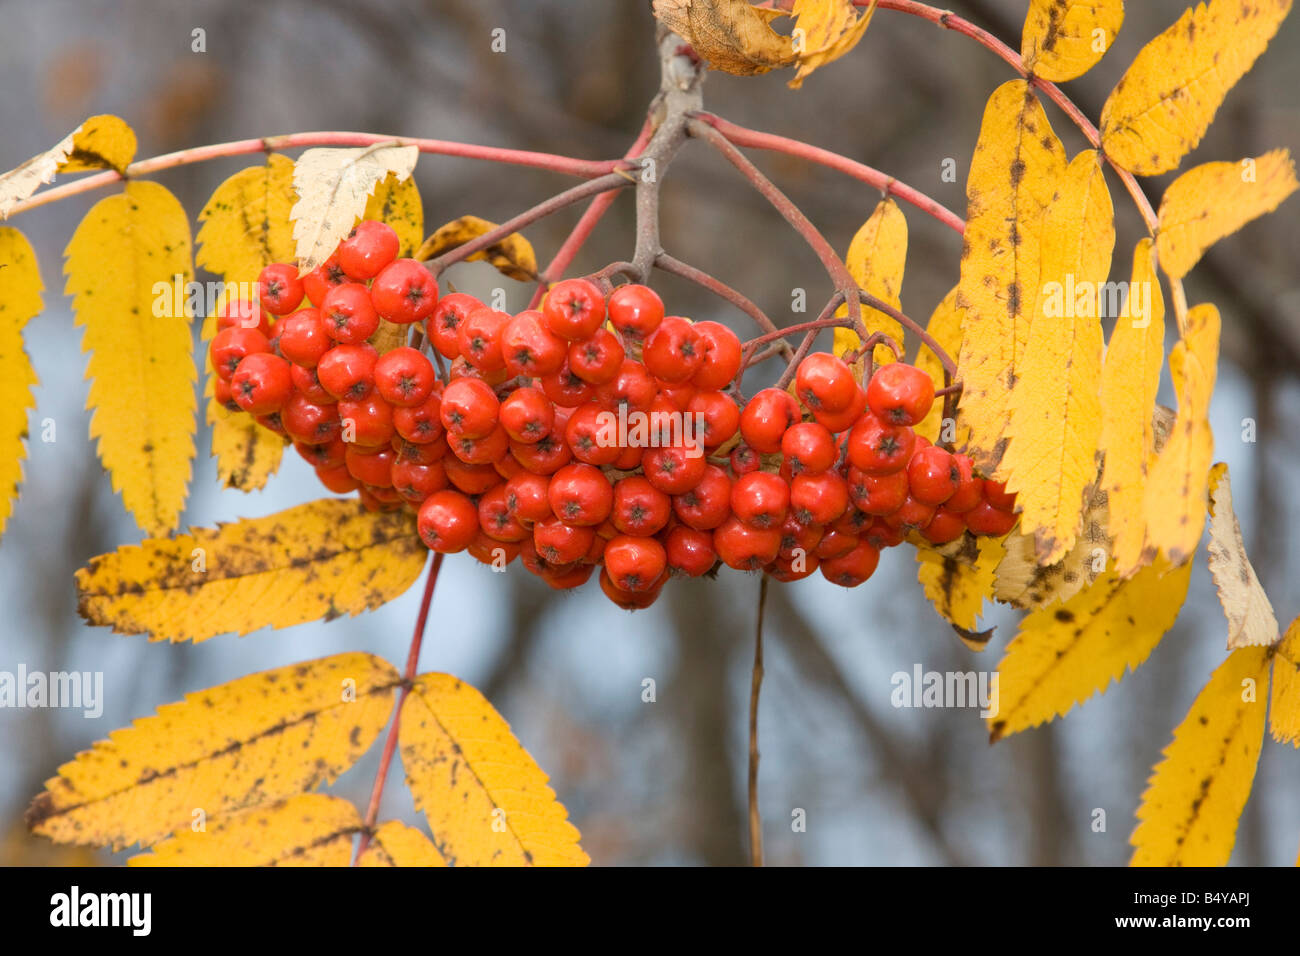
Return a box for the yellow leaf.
[788,0,877,89]
[1270,614,1300,745]
[1022,0,1124,82]
[994,484,1110,610]
[291,143,419,272]
[1156,149,1298,279]
[956,80,1067,476]
[196,156,299,490]
[1130,646,1271,866]
[834,197,906,364]
[364,171,424,258]
[916,533,1004,633]
[912,285,964,445]
[1098,239,1165,577]
[57,114,137,174]
[1100,0,1293,176]
[0,228,41,539]
[400,674,589,866]
[652,0,797,76]
[990,555,1192,741]
[129,795,362,867]
[75,498,427,642]
[357,820,448,867]
[64,180,196,536]
[1142,304,1219,566]
[1003,150,1113,564]
[1207,463,1279,649]
[28,652,399,850]
[415,214,537,282]
[0,125,78,219]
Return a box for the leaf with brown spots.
[196,155,298,490]
[56,114,137,174]
[916,533,1004,639]
[357,820,448,867]
[1021,0,1124,83]
[364,171,424,258]
[415,214,537,282]
[0,228,41,541]
[1156,149,1298,279]
[956,80,1067,477]
[399,674,589,866]
[1130,646,1271,866]
[994,483,1108,610]
[1269,614,1300,745]
[1206,463,1279,650]
[27,652,398,850]
[990,555,1192,742]
[788,0,878,89]
[129,795,363,866]
[1100,0,1292,176]
[652,0,797,77]
[75,498,427,642]
[64,180,196,535]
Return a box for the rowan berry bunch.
[210,219,1018,609]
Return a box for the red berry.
[440,377,499,439]
[210,327,269,380]
[257,263,305,316]
[812,384,867,433]
[687,390,740,449]
[568,329,625,385]
[819,540,880,587]
[371,258,439,324]
[217,297,270,336]
[338,220,400,281]
[392,392,444,444]
[533,516,594,564]
[815,528,857,560]
[612,476,672,536]
[945,453,983,513]
[883,495,935,532]
[282,392,341,445]
[457,306,509,373]
[690,321,742,391]
[392,459,448,502]
[499,386,554,444]
[846,414,915,474]
[604,535,668,592]
[338,395,396,448]
[984,479,1017,511]
[777,513,823,560]
[594,360,656,412]
[374,347,435,407]
[427,293,478,358]
[501,309,566,377]
[317,343,378,400]
[642,445,706,496]
[477,485,529,542]
[231,353,292,415]
[731,472,790,530]
[320,283,380,345]
[302,254,348,306]
[505,472,553,525]
[449,423,510,466]
[921,506,966,545]
[908,445,959,506]
[296,437,345,469]
[862,519,905,550]
[316,463,360,494]
[393,434,447,465]
[418,490,479,552]
[672,464,732,530]
[277,308,331,367]
[796,353,856,413]
[345,444,396,487]
[790,470,849,525]
[548,463,613,527]
[866,362,934,426]
[848,467,909,515]
[965,500,1018,536]
[713,516,781,571]
[543,278,605,340]
[444,457,503,495]
[290,364,335,404]
[565,403,621,466]
[730,443,761,475]
[780,421,837,475]
[665,526,716,576]
[599,566,664,609]
[607,283,663,339]
[643,316,703,384]
[510,431,573,475]
[739,388,800,454]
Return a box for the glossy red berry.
[594,360,656,413]
[984,480,1017,511]
[796,353,856,413]
[812,384,867,433]
[866,362,934,426]
[392,459,448,502]
[672,464,732,530]
[320,283,380,344]
[428,293,478,358]
[739,388,800,454]
[848,467,909,515]
[217,297,271,337]
[603,536,668,592]
[499,386,554,444]
[607,283,664,339]
[316,463,360,494]
[477,485,529,543]
[713,516,781,571]
[642,445,707,496]
[338,220,400,281]
[819,540,880,587]
[690,321,743,391]
[780,421,837,475]
[418,490,479,552]
[440,377,499,439]
[290,364,335,404]
[544,278,606,340]
[345,444,396,487]
[688,390,740,449]
[730,472,790,530]
[568,329,625,385]
[548,463,613,527]
[643,316,703,384]
[338,395,396,448]
[790,470,849,526]
[371,258,439,324]
[908,445,959,506]
[374,347,436,407]
[457,306,509,373]
[945,453,983,513]
[921,506,966,545]
[317,343,378,400]
[611,476,672,536]
[665,526,716,577]
[282,392,341,445]
[846,414,916,474]
[231,353,292,415]
[302,254,348,306]
[257,263,304,316]
[965,500,1018,536]
[392,392,444,444]
[564,403,621,466]
[501,309,566,377]
[210,327,269,380]
[277,308,330,367]
[505,472,554,525]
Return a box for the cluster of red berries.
[210,219,1018,609]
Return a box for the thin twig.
[856,291,956,379]
[749,575,768,867]
[654,252,792,358]
[353,553,443,863]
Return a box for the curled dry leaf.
[652,0,797,76]
[0,126,78,219]
[290,142,418,272]
[415,214,538,281]
[1206,462,1279,649]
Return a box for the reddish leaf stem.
[5,132,625,219]
[353,551,444,863]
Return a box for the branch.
[424,173,632,277]
[749,575,768,867]
[654,252,791,357]
[688,117,864,330]
[691,112,965,235]
[353,552,443,863]
[5,132,625,219]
